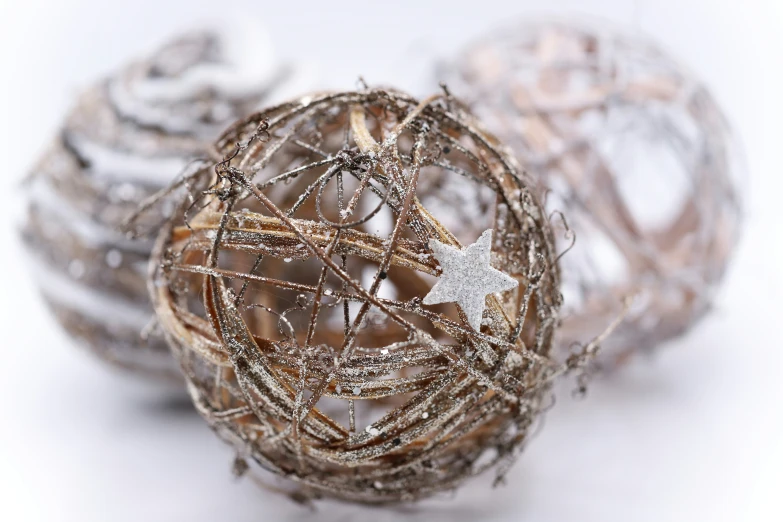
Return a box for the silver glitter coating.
[143,88,569,504]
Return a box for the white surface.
[1,1,782,521]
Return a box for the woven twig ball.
[21,28,292,378]
[439,19,743,367]
[149,88,562,503]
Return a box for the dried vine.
[143,88,577,503]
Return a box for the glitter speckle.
[353,386,361,396]
[115,183,137,201]
[68,260,86,279]
[105,249,123,268]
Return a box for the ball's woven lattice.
[148,88,563,503]
[440,19,743,367]
[21,29,291,377]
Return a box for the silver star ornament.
[422,229,519,331]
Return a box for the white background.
[1,1,782,521]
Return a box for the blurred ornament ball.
[21,26,296,378]
[148,88,563,503]
[440,18,743,368]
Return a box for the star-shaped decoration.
[423,229,519,331]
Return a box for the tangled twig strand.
[148,88,568,503]
[440,19,743,367]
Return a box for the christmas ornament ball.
[149,89,563,503]
[440,19,743,367]
[21,28,292,378]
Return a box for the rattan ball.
[439,19,743,367]
[149,88,562,503]
[21,28,293,378]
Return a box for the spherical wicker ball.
[21,28,293,378]
[150,88,561,503]
[439,19,743,367]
